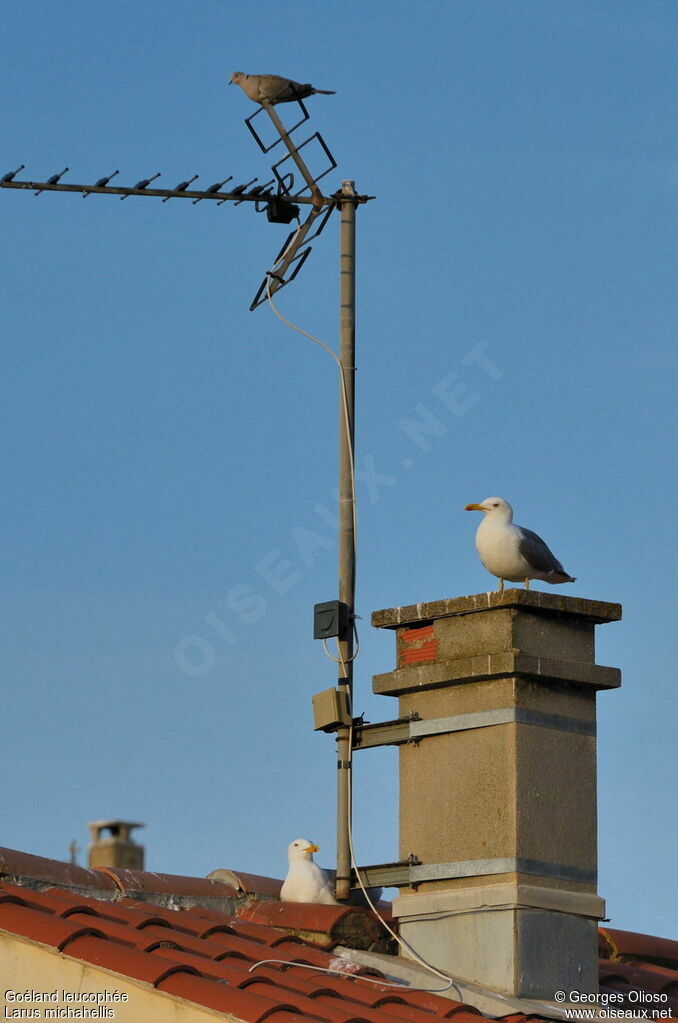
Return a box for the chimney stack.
[87,820,144,870]
[371,590,621,999]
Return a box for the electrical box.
[266,198,300,224]
[312,687,351,732]
[313,600,349,640]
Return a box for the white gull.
[280,838,337,905]
[465,496,576,592]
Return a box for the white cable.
[322,627,360,667]
[264,274,357,564]
[246,958,449,991]
[264,236,459,998]
[345,718,462,997]
[264,262,358,680]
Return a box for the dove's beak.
[305,844,319,854]
[465,503,486,511]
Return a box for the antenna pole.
[335,180,357,902]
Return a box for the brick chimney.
[88,820,144,870]
[371,590,621,999]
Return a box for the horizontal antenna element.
[163,174,199,202]
[1,169,370,209]
[83,169,119,197]
[121,172,161,199]
[1,164,25,183]
[35,167,69,196]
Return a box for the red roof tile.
[374,990,468,1016]
[242,978,392,1023]
[208,868,284,899]
[1,858,676,1023]
[0,898,107,950]
[241,902,355,930]
[66,931,203,986]
[158,973,303,1021]
[241,964,374,1006]
[95,865,239,897]
[238,900,390,952]
[624,960,678,985]
[600,927,678,970]
[0,879,480,1023]
[599,958,678,998]
[0,846,117,890]
[237,938,340,970]
[444,1014,487,1023]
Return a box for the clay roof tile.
[1,866,676,1023]
[0,847,117,891]
[0,899,106,951]
[368,1001,438,1023]
[239,902,389,952]
[94,865,237,897]
[207,869,283,898]
[158,972,305,1021]
[374,991,469,1017]
[599,928,678,970]
[63,931,203,986]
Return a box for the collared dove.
[280,838,337,905]
[229,72,335,106]
[465,497,576,592]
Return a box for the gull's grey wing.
[518,526,567,575]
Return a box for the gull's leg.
[524,578,530,590]
[498,579,505,593]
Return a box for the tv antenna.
[2,87,373,902]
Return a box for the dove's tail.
[313,89,336,95]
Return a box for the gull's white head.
[465,496,514,522]
[287,838,320,863]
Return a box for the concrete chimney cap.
[88,820,144,842]
[371,589,622,630]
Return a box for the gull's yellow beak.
[305,844,319,854]
[465,503,486,511]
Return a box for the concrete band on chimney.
[371,588,621,1000]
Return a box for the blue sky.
[0,0,675,939]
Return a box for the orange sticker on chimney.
[399,625,437,665]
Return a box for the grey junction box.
[313,600,349,641]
